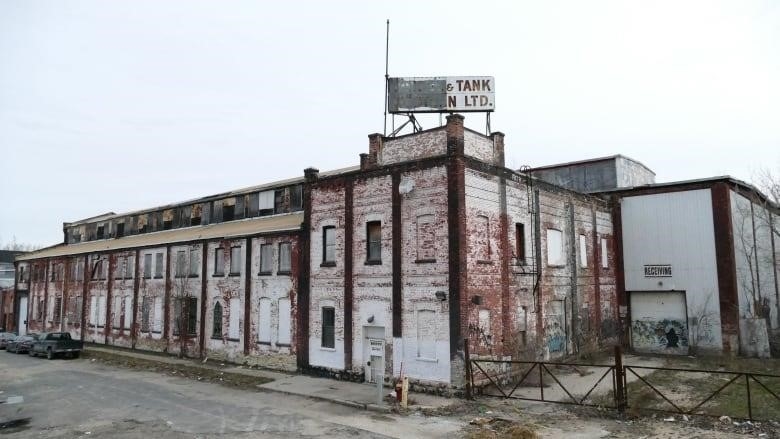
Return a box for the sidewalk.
[84,345,453,413]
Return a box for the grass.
[82,350,274,389]
[622,356,780,421]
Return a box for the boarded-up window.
[416,214,436,261]
[113,295,121,327]
[175,251,186,278]
[474,215,490,261]
[321,307,335,348]
[258,298,272,344]
[278,242,292,273]
[546,229,564,266]
[260,244,273,273]
[230,246,242,275]
[153,297,162,332]
[290,185,303,210]
[189,249,199,276]
[97,295,106,327]
[278,298,291,345]
[123,296,132,329]
[417,309,436,359]
[601,237,609,268]
[212,302,223,337]
[143,254,152,279]
[258,190,274,215]
[154,253,164,278]
[90,296,97,326]
[579,235,588,268]
[228,297,240,340]
[322,226,336,264]
[366,221,382,263]
[214,248,225,276]
[141,297,151,332]
[125,256,134,279]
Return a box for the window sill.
[320,347,336,352]
[188,274,200,279]
[416,357,438,363]
[257,341,271,346]
[364,260,382,266]
[547,264,566,268]
[228,273,241,277]
[153,276,163,279]
[476,260,493,265]
[277,270,291,275]
[226,337,240,342]
[257,271,273,277]
[276,343,291,347]
[210,336,223,340]
[212,273,225,277]
[320,262,336,268]
[415,259,436,264]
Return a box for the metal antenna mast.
[383,19,390,136]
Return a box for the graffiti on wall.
[545,300,567,355]
[631,319,689,353]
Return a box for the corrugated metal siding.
[621,189,723,350]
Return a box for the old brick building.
[12,114,635,389]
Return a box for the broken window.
[154,252,164,278]
[97,225,105,240]
[214,248,225,276]
[222,204,235,222]
[229,246,241,275]
[416,309,436,359]
[91,257,104,281]
[173,297,197,336]
[290,185,303,210]
[579,234,588,268]
[278,242,291,273]
[212,302,223,338]
[415,214,436,262]
[191,204,202,226]
[143,254,152,279]
[259,244,273,274]
[53,297,62,324]
[258,297,271,344]
[114,257,124,280]
[274,189,287,214]
[546,229,564,266]
[175,250,186,278]
[116,223,124,238]
[322,226,336,265]
[37,299,44,321]
[515,223,526,264]
[189,249,199,277]
[321,307,335,349]
[366,221,381,263]
[163,220,172,230]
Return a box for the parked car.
[6,334,38,354]
[0,332,17,349]
[29,332,83,359]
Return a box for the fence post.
[464,338,472,399]
[746,374,752,421]
[614,345,626,414]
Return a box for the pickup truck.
[29,332,84,359]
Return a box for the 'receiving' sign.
[388,76,495,113]
[644,265,672,277]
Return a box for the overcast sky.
[1,0,778,247]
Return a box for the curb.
[87,347,393,413]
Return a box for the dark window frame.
[212,302,223,338]
[278,242,292,274]
[515,223,526,265]
[214,247,225,276]
[321,306,335,349]
[366,221,382,264]
[321,226,336,267]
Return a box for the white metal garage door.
[629,291,688,355]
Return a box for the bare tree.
[172,250,199,358]
[0,236,41,252]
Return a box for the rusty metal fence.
[468,347,780,421]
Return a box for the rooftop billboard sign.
[388,76,495,113]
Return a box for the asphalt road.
[0,350,462,438]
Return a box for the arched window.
[212,302,223,338]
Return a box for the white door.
[18,296,28,336]
[630,291,688,355]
